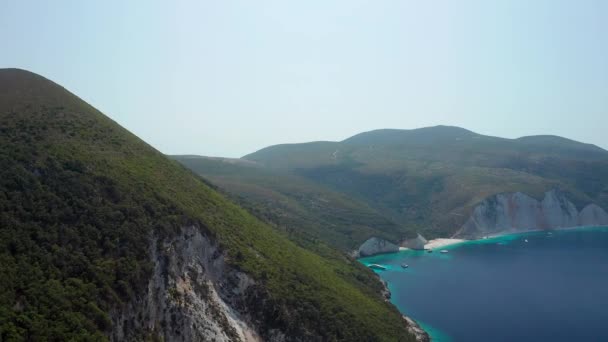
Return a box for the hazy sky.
[2,1,607,157]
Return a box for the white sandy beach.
[397,238,467,251]
[424,238,467,250]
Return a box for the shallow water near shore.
[359,227,608,341]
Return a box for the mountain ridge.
[246,126,607,161]
[177,124,608,251]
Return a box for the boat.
[401,263,409,268]
[368,264,387,270]
[440,250,449,254]
[524,239,529,243]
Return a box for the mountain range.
[174,125,608,255]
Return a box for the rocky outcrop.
[404,316,431,342]
[456,189,608,239]
[401,234,428,250]
[110,225,424,341]
[378,277,430,342]
[579,204,608,226]
[357,237,400,257]
[110,225,269,342]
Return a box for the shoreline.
[424,238,467,250]
[361,225,608,341]
[365,226,608,262]
[394,225,608,256]
[397,238,467,253]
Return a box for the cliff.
[357,237,400,257]
[456,190,608,239]
[111,225,264,341]
[115,226,429,341]
[401,234,428,250]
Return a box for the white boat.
[524,239,528,243]
[440,250,449,254]
[401,263,409,268]
[368,264,387,270]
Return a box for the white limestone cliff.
[401,234,428,250]
[110,225,266,342]
[357,237,400,257]
[456,190,608,239]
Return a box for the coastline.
[424,238,467,250]
[360,225,608,342]
[399,225,608,255]
[360,225,608,341]
[367,226,608,265]
[404,316,431,342]
[377,277,431,341]
[397,238,467,253]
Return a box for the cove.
[359,227,608,341]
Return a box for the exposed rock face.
[404,316,431,342]
[541,190,579,228]
[110,225,272,342]
[456,190,608,239]
[579,204,608,226]
[378,278,430,342]
[357,237,400,257]
[401,234,428,250]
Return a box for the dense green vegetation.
[244,127,608,238]
[0,69,416,341]
[178,126,608,243]
[172,156,415,251]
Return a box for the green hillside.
[238,126,608,238]
[0,69,417,341]
[172,156,416,252]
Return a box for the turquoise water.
[360,227,608,341]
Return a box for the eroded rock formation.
[111,226,272,342]
[456,190,608,239]
[357,237,400,257]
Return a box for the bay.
[359,227,608,341]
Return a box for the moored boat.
[368,263,387,270]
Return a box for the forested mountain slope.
[242,126,608,238]
[172,156,416,252]
[0,69,420,341]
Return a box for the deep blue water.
[359,227,608,341]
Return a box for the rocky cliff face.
[456,190,608,239]
[377,275,430,342]
[401,234,428,250]
[357,237,400,257]
[579,204,608,226]
[110,225,280,342]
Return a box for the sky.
[1,0,607,157]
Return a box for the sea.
[359,227,608,341]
